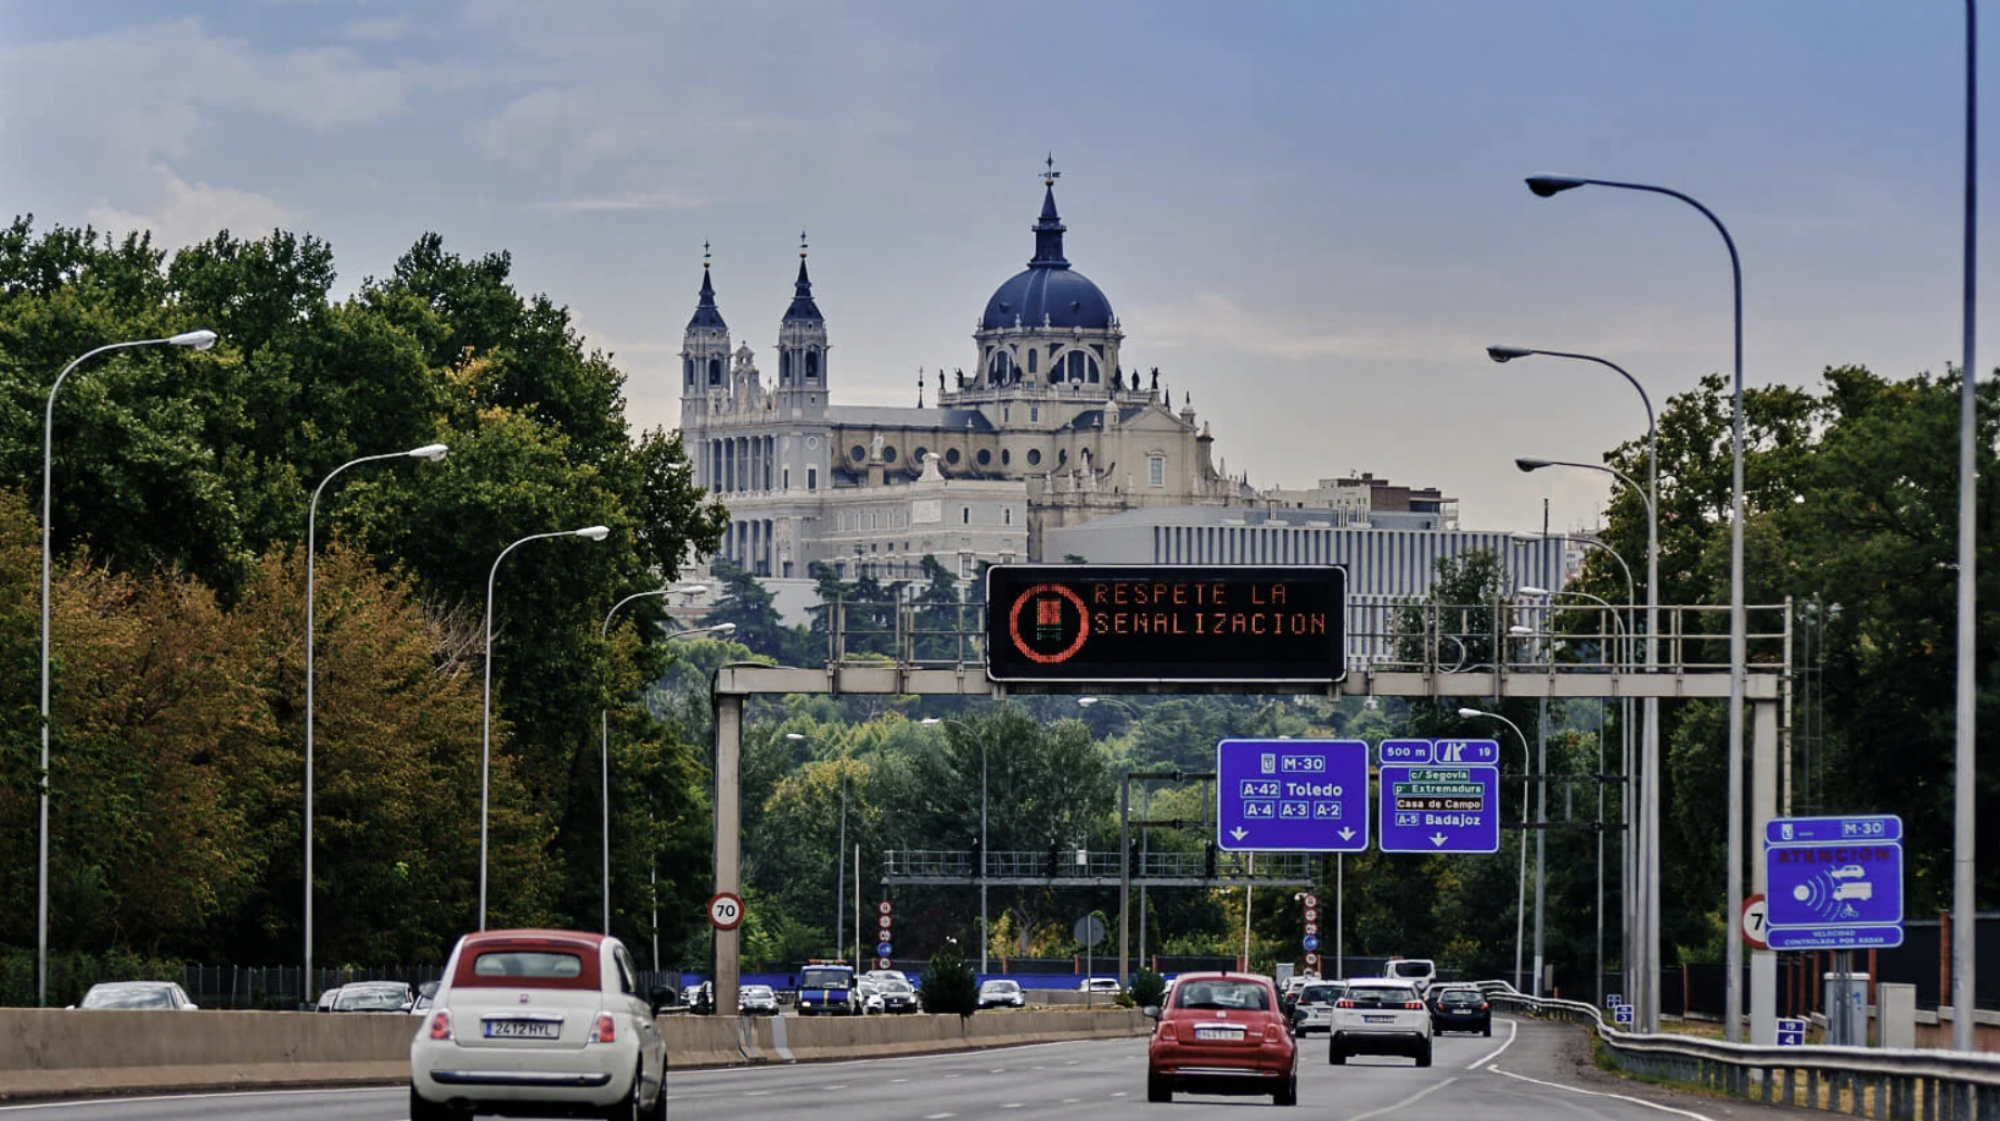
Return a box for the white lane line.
[1110,1090,1129,1097]
[1489,1066,1720,1121]
[1063,1098,1081,1103]
[923,1114,956,1119]
[0,1087,396,1111]
[1003,1104,1025,1109]
[1468,1018,1519,1068]
[891,1078,910,1083]
[744,1090,773,1097]
[1341,1076,1458,1121]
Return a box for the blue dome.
[980,266,1115,331]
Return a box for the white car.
[978,979,1026,1009]
[1383,957,1437,994]
[738,984,780,1015]
[1828,864,1867,881]
[72,981,198,1011]
[1329,978,1433,1067]
[1079,977,1121,994]
[409,929,666,1121]
[1290,980,1345,1035]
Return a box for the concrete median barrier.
[0,1005,1150,1100]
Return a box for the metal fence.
[1494,991,2000,1120]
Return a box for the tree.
[706,559,805,663]
[918,941,979,1017]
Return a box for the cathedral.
[680,165,1239,583]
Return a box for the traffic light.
[970,837,983,879]
[1204,842,1218,879]
[1046,842,1060,878]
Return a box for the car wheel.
[1415,1041,1433,1068]
[1274,1072,1298,1106]
[1147,1070,1172,1103]
[641,1069,668,1121]
[410,1086,451,1121]
[1327,1040,1345,1065]
[1482,1022,1492,1037]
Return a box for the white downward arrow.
[1338,828,1355,841]
[1430,833,1449,847]
[1230,827,1248,841]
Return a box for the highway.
[0,1019,1800,1121]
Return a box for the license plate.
[1194,1025,1245,1040]
[484,1019,561,1039]
[1363,1015,1394,1024]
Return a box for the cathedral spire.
[687,239,726,330]
[1029,154,1070,268]
[784,229,824,323]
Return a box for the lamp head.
[1486,345,1534,364]
[407,443,450,461]
[575,525,611,541]
[168,329,219,350]
[1508,625,1537,636]
[1515,458,1552,473]
[785,733,807,742]
[1457,707,1487,719]
[1518,585,1551,596]
[920,718,942,726]
[1077,697,1099,707]
[673,584,710,597]
[1509,532,1542,544]
[1526,174,1588,198]
[711,622,737,635]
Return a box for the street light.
[1526,170,1740,1038]
[38,327,218,1006]
[304,442,448,1002]
[479,525,610,930]
[597,602,732,938]
[1459,707,1532,996]
[921,716,989,972]
[1952,0,1979,1053]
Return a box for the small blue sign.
[1302,935,1320,952]
[877,941,893,956]
[1777,1017,1806,1046]
[1606,993,1623,1008]
[1378,763,1500,853]
[1379,739,1432,765]
[1216,740,1369,852]
[1614,1004,1634,1025]
[1765,814,1904,950]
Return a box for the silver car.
[72,981,198,1011]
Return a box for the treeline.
[0,217,727,986]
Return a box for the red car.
[1146,972,1298,1106]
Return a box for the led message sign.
[984,565,1346,683]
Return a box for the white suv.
[1329,978,1433,1067]
[410,929,666,1121]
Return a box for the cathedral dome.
[981,266,1114,331]
[978,170,1115,332]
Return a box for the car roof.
[89,981,178,991]
[1347,977,1416,987]
[461,927,606,949]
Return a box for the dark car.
[1429,986,1491,1036]
[1290,981,1345,1036]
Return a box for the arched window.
[1027,349,1038,374]
[780,352,791,383]
[989,350,1013,382]
[805,350,820,381]
[684,358,694,388]
[708,357,723,385]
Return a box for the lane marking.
[1489,1066,1720,1121]
[891,1078,909,1083]
[1468,1018,1519,1068]
[1110,1090,1129,1097]
[923,1114,956,1119]
[0,1087,397,1112]
[744,1090,772,1096]
[668,1037,1132,1078]
[1003,1103,1025,1109]
[1340,1076,1458,1121]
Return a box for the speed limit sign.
[878,900,893,916]
[707,891,745,931]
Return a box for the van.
[1384,958,1436,993]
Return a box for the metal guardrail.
[1490,991,2000,1120]
[881,849,1316,882]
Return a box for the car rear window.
[1390,961,1431,977]
[453,943,600,990]
[1174,980,1271,1010]
[1441,990,1483,1005]
[1299,985,1340,1004]
[1347,984,1418,1005]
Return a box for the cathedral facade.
[680,170,1236,582]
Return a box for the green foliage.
[918,942,979,1017]
[1128,968,1166,1009]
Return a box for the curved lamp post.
[479,525,610,930]
[305,442,447,1001]
[1459,707,1532,996]
[1525,171,1739,1038]
[38,328,217,1007]
[595,610,733,937]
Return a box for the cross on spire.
[703,240,711,269]
[799,230,808,258]
[1042,153,1060,186]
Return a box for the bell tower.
[679,242,730,426]
[774,231,828,418]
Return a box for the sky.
[1,0,1990,536]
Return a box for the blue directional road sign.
[1302,935,1320,952]
[1215,739,1369,852]
[1776,1018,1806,1046]
[1764,815,1903,950]
[1614,1004,1634,1026]
[877,941,893,957]
[1377,739,1501,854]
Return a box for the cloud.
[87,166,301,250]
[340,15,414,43]
[531,190,705,213]
[1125,292,1494,362]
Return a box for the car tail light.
[1404,1001,1425,1010]
[428,1011,453,1041]
[1335,999,1355,1008]
[588,1013,617,1043]
[1263,1023,1285,1042]
[1157,1021,1177,1042]
[1480,1002,1490,1011]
